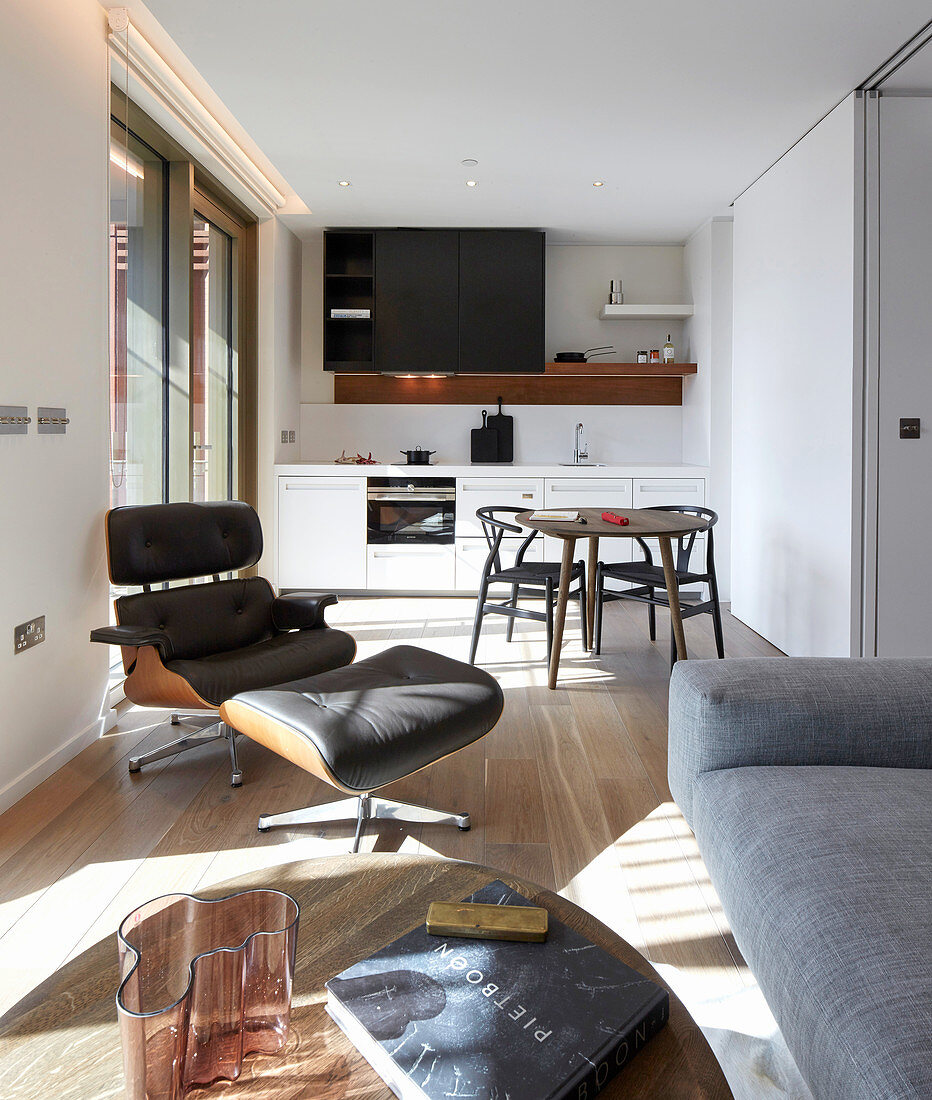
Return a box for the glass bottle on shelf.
[662,334,675,364]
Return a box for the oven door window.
[369,501,454,543]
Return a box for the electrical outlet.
[14,615,45,654]
[288,430,296,443]
[281,430,288,444]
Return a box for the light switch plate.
[14,615,45,654]
[0,405,29,435]
[37,407,68,434]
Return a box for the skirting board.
[0,715,111,817]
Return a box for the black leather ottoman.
[220,645,504,851]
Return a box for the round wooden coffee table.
[0,854,732,1098]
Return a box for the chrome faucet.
[574,422,588,464]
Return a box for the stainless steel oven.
[366,477,456,545]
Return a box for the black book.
[326,880,669,1100]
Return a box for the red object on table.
[601,511,630,526]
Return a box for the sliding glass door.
[109,109,253,510]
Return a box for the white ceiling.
[143,0,931,242]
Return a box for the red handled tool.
[601,511,629,526]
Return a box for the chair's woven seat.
[226,645,503,793]
[601,561,706,587]
[489,561,585,585]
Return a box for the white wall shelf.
[598,304,694,320]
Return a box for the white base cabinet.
[367,545,456,591]
[278,476,367,590]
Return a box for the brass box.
[426,901,548,942]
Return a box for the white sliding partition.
[731,95,858,657]
[874,95,932,655]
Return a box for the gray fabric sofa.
[668,658,932,1100]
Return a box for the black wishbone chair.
[593,505,724,666]
[468,506,587,664]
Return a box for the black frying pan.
[553,346,615,363]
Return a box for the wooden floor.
[0,595,781,1018]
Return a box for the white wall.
[257,217,303,574]
[0,0,111,812]
[683,217,733,598]
[299,403,683,465]
[731,95,857,656]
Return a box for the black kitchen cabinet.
[324,228,544,373]
[374,230,459,374]
[458,230,545,374]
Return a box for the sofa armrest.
[89,624,174,662]
[668,657,932,824]
[271,592,338,632]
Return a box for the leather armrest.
[90,624,174,662]
[272,592,338,632]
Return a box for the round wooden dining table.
[517,507,710,689]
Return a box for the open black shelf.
[324,232,374,367]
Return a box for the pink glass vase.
[116,888,299,1099]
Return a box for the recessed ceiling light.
[338,180,351,187]
[465,179,478,188]
[592,180,604,187]
[461,158,478,167]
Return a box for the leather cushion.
[228,645,504,792]
[117,577,276,662]
[107,501,262,585]
[168,628,357,707]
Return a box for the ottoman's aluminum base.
[258,793,471,853]
[129,716,242,787]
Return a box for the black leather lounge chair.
[90,500,356,786]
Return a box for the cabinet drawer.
[632,478,705,509]
[366,545,456,592]
[544,478,633,505]
[456,478,544,537]
[455,537,543,592]
[278,477,367,590]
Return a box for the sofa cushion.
[692,765,932,1100]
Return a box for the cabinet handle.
[283,482,361,490]
[637,483,699,493]
[549,484,629,493]
[461,483,538,494]
[372,549,447,558]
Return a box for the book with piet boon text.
[325,880,669,1099]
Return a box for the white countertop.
[275,462,709,477]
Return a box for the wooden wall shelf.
[545,362,697,376]
[333,364,696,406]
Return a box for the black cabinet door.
[458,230,544,373]
[374,230,459,374]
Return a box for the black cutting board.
[487,398,513,462]
[471,410,499,463]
